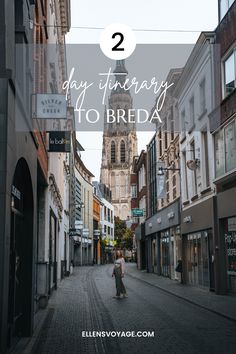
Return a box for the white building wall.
[100,198,115,245]
[47,0,70,284]
[178,38,215,209]
[74,166,94,265]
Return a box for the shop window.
[160,232,170,277]
[224,217,236,291]
[186,232,210,288]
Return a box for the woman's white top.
[114,257,125,274]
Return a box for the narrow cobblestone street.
[33,264,236,354]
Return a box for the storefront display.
[181,197,215,290]
[145,199,181,278]
[160,231,170,277]
[185,231,211,288]
[223,216,236,292]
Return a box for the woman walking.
[112,251,128,299]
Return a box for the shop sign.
[132,208,144,217]
[157,174,166,199]
[82,237,91,244]
[183,215,192,223]
[228,217,236,232]
[176,226,181,235]
[168,211,175,219]
[75,220,83,230]
[69,228,80,237]
[34,94,67,119]
[225,232,236,274]
[82,228,89,236]
[48,132,71,152]
[73,236,81,242]
[11,185,23,211]
[12,185,21,200]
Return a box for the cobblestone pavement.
[33,265,236,354]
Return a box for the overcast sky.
[66,0,219,181]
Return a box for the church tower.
[100,60,138,220]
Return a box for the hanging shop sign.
[48,131,71,152]
[228,217,236,232]
[11,185,22,211]
[75,220,83,230]
[157,161,166,199]
[183,215,192,224]
[93,229,100,240]
[157,174,166,199]
[12,185,21,200]
[82,229,90,236]
[34,94,67,119]
[69,228,79,237]
[132,208,144,217]
[168,211,175,219]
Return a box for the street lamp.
[157,166,180,176]
[75,202,85,209]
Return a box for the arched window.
[120,140,126,163]
[121,205,128,220]
[120,171,126,197]
[116,105,121,124]
[125,105,129,118]
[111,141,116,163]
[110,172,116,198]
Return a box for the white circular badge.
[100,23,136,60]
